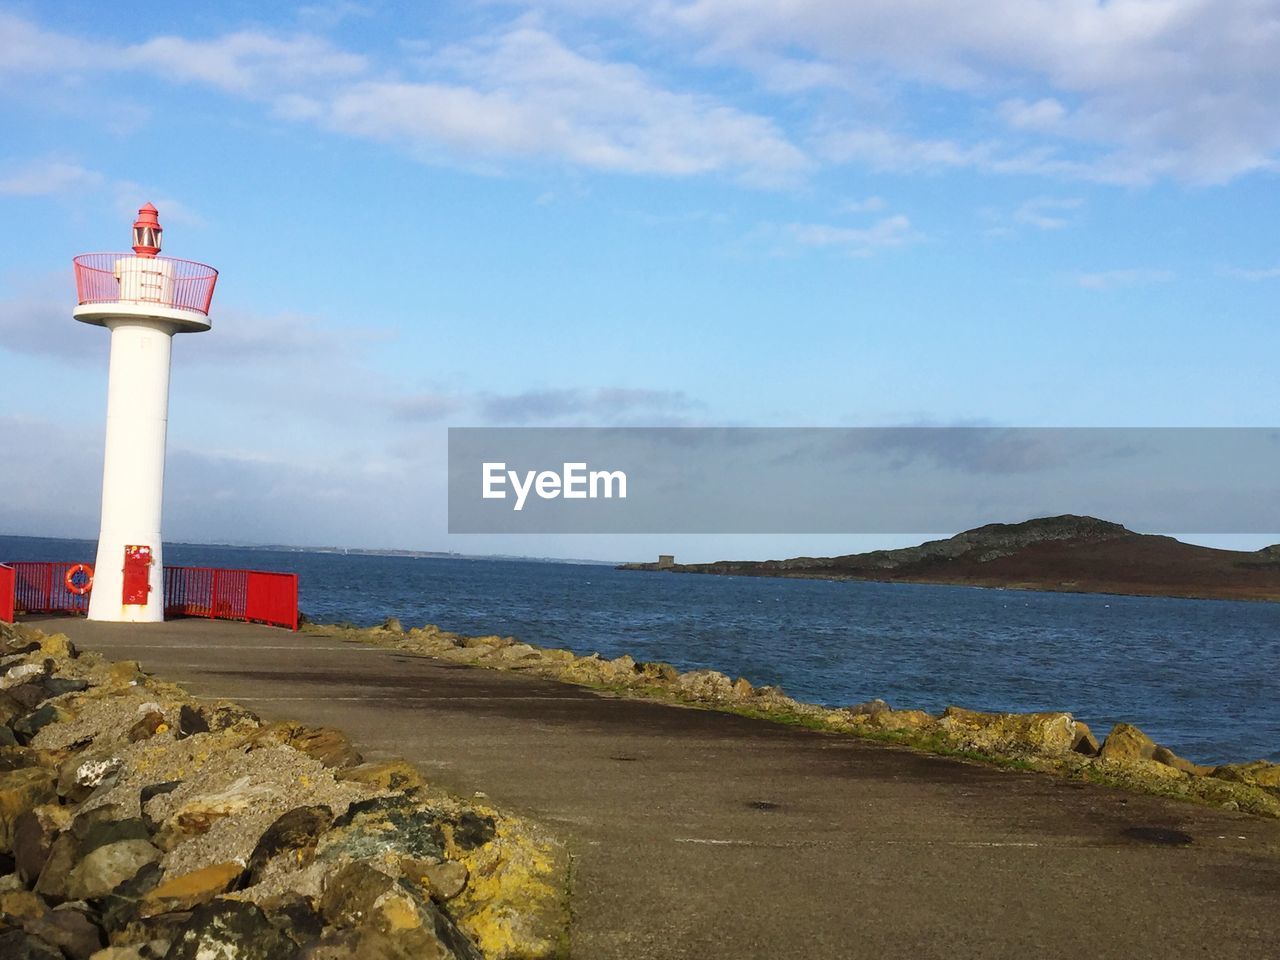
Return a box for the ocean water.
[3,534,1277,766]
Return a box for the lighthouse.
[73,205,218,622]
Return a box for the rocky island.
[619,515,1280,602]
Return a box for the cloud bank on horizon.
[0,1,1277,560]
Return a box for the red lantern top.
[131,203,162,258]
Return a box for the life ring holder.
[65,563,94,596]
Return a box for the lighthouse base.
[87,540,165,622]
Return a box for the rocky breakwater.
[0,621,568,960]
[332,619,1280,819]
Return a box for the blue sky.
[1,0,1277,561]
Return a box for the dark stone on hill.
[0,849,13,875]
[324,796,445,863]
[34,832,79,900]
[266,892,326,947]
[58,751,125,803]
[99,860,165,931]
[0,928,64,960]
[25,902,104,960]
[41,678,89,698]
[14,808,63,884]
[71,804,124,841]
[129,712,167,743]
[79,817,151,857]
[166,900,299,960]
[7,684,51,712]
[177,706,209,739]
[451,812,495,851]
[246,805,332,884]
[0,727,16,748]
[12,706,61,744]
[141,781,183,804]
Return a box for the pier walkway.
[37,617,1280,960]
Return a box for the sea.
[3,534,1277,766]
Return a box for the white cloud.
[329,26,809,183]
[554,0,1280,183]
[1221,265,1280,281]
[781,214,915,257]
[1013,196,1083,230]
[119,31,367,97]
[841,195,886,213]
[0,160,103,196]
[1075,268,1174,291]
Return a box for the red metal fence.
[164,566,298,631]
[0,565,13,624]
[0,562,297,631]
[3,562,91,617]
[73,253,219,316]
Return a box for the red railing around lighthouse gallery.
[0,562,298,631]
[73,253,219,316]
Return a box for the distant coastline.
[619,515,1280,604]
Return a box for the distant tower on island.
[73,205,219,622]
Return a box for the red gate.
[0,565,14,623]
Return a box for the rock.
[402,858,468,902]
[80,818,152,859]
[0,928,64,960]
[637,661,679,683]
[1211,760,1280,789]
[13,804,73,884]
[8,683,55,712]
[58,751,125,803]
[246,805,333,883]
[25,902,104,960]
[0,726,17,748]
[848,698,891,718]
[128,713,168,743]
[2,663,46,689]
[165,900,300,960]
[243,723,362,769]
[449,812,495,852]
[176,706,208,739]
[0,886,48,919]
[139,861,243,915]
[859,708,936,733]
[42,677,89,698]
[64,839,161,900]
[0,692,23,726]
[318,862,480,960]
[95,860,164,932]
[139,781,182,806]
[1152,745,1211,776]
[938,707,1079,755]
[34,832,80,900]
[731,678,754,699]
[336,761,424,794]
[12,705,73,744]
[0,767,58,852]
[675,669,735,702]
[1071,721,1101,756]
[381,618,403,633]
[37,634,76,659]
[1099,723,1157,762]
[154,777,275,849]
[106,662,142,686]
[321,796,446,864]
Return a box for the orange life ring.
[65,563,94,596]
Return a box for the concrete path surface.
[34,617,1280,960]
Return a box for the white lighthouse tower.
[73,205,218,622]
